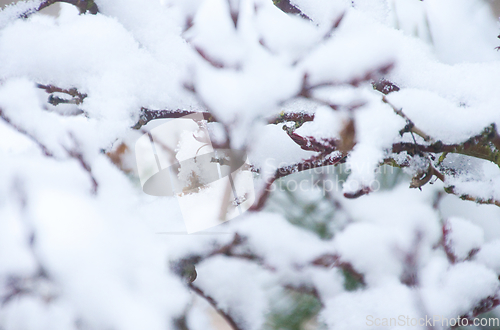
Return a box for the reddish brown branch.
[285,130,337,153]
[273,0,310,20]
[37,83,87,106]
[444,186,500,208]
[250,153,346,211]
[64,135,98,194]
[38,0,98,14]
[188,283,243,330]
[132,108,215,129]
[268,112,315,125]
[14,0,98,18]
[0,108,53,157]
[311,253,365,286]
[455,295,500,328]
[133,108,315,130]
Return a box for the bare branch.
[392,124,500,169]
[311,253,365,286]
[268,112,315,126]
[273,0,310,20]
[188,283,243,330]
[444,186,500,208]
[12,0,99,18]
[37,83,87,106]
[382,96,432,142]
[0,108,53,157]
[456,295,500,328]
[132,108,215,129]
[250,153,346,211]
[64,134,98,194]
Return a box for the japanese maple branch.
[132,107,315,130]
[188,283,242,330]
[3,0,98,20]
[391,123,500,168]
[0,109,98,194]
[382,96,432,142]
[273,0,310,20]
[455,295,500,328]
[32,0,98,16]
[0,108,53,157]
[37,83,87,106]
[444,186,500,208]
[64,144,98,195]
[250,153,346,211]
[132,108,216,129]
[311,253,365,286]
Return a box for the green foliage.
[264,289,324,330]
[265,164,408,239]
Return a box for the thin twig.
[273,0,310,20]
[64,134,98,194]
[188,283,242,330]
[11,0,98,18]
[250,153,346,211]
[455,295,500,328]
[37,83,87,105]
[132,108,215,129]
[37,0,98,15]
[0,108,53,157]
[382,96,432,142]
[311,253,365,286]
[444,186,500,208]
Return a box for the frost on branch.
[1,0,500,329]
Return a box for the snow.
[321,283,418,330]
[445,217,484,261]
[194,255,274,330]
[421,261,499,318]
[1,0,500,328]
[476,240,500,274]
[386,89,496,144]
[300,10,396,85]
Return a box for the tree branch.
[382,96,432,142]
[188,283,243,330]
[64,135,98,195]
[455,295,500,328]
[37,0,98,15]
[0,108,53,157]
[268,112,315,126]
[392,123,500,169]
[444,186,500,208]
[12,0,99,18]
[132,108,215,129]
[250,153,346,211]
[273,0,310,20]
[311,253,365,286]
[133,108,316,130]
[37,83,87,106]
